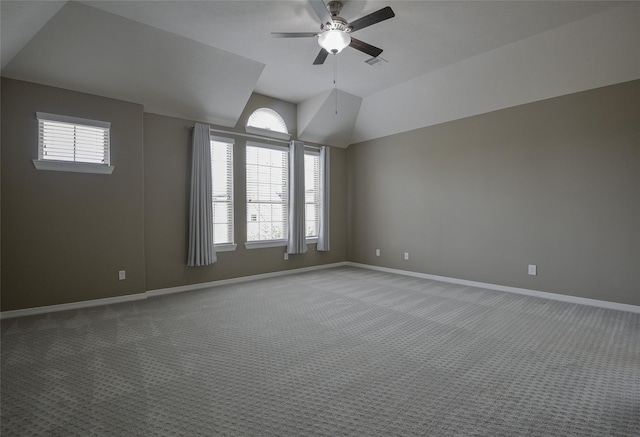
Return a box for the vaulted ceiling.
[2,1,638,147]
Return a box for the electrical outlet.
[118,270,126,280]
[284,253,289,260]
[528,265,537,276]
[375,249,380,257]
[404,252,409,260]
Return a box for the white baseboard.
[3,261,636,318]
[145,262,349,297]
[0,293,146,320]
[346,262,640,314]
[0,262,349,319]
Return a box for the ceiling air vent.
[365,56,388,67]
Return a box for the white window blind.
[246,108,288,134]
[211,137,234,245]
[246,142,288,241]
[37,112,110,165]
[305,151,320,238]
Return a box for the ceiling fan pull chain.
[334,54,338,115]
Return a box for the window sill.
[244,239,317,250]
[215,243,237,252]
[245,240,287,250]
[33,159,114,175]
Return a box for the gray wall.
[0,80,348,311]
[348,80,640,306]
[2,77,638,311]
[143,93,348,291]
[1,78,146,310]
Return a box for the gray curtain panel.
[187,123,217,266]
[287,140,308,254]
[317,146,330,251]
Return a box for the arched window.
[247,108,289,135]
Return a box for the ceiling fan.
[272,0,395,65]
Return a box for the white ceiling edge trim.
[351,2,640,145]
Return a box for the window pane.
[213,203,228,223]
[211,140,234,245]
[246,147,258,165]
[304,152,320,238]
[39,117,110,165]
[270,222,284,240]
[246,144,288,241]
[247,222,260,241]
[214,224,231,245]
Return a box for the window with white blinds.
[305,151,320,238]
[247,108,288,134]
[211,137,234,245]
[34,112,113,174]
[37,112,110,163]
[246,142,288,242]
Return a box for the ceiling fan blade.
[349,37,383,58]
[271,32,318,38]
[313,49,329,65]
[308,0,333,24]
[348,6,395,33]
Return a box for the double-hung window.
[33,112,114,174]
[211,137,234,249]
[246,142,288,244]
[304,150,320,240]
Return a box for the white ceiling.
[2,1,638,147]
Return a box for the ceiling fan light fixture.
[318,29,351,54]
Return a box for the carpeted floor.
[1,266,639,436]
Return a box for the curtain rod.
[188,125,321,150]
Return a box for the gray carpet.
[2,266,639,436]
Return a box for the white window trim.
[215,243,237,252]
[244,238,316,250]
[37,112,110,129]
[34,112,114,175]
[32,160,115,174]
[245,126,291,141]
[245,240,287,250]
[210,135,234,143]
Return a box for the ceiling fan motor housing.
[321,18,350,33]
[323,1,351,31]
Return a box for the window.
[246,142,288,243]
[33,112,114,174]
[246,108,291,141]
[211,137,234,247]
[247,108,288,134]
[305,151,320,239]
